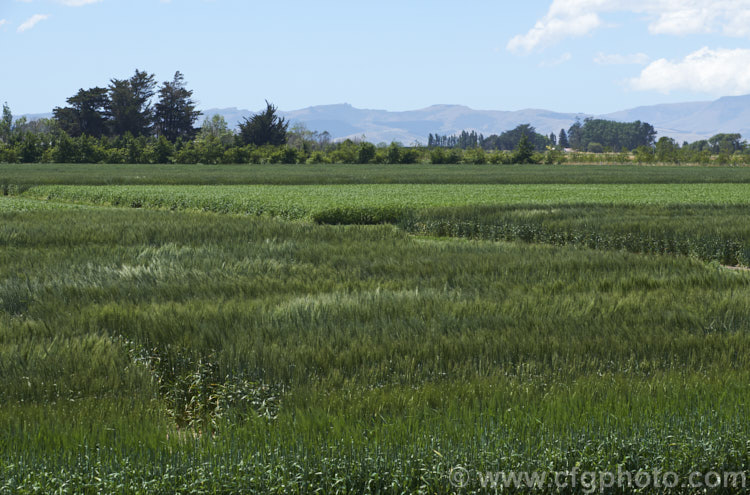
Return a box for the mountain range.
[204,94,750,145]
[21,94,750,145]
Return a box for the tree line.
[1,114,749,165]
[1,70,749,165]
[48,69,292,148]
[567,118,656,152]
[53,70,201,141]
[429,119,657,153]
[429,125,552,152]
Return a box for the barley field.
[1,163,749,493]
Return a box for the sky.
[2,0,750,115]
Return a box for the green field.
[20,183,750,266]
[0,196,93,212]
[5,162,750,187]
[2,164,750,493]
[21,182,750,217]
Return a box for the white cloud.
[508,1,750,53]
[0,20,7,28]
[17,14,49,33]
[630,47,750,94]
[507,10,602,53]
[594,52,650,65]
[57,0,102,5]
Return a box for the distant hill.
[18,112,53,122]
[601,95,750,143]
[201,104,589,145]
[22,94,750,145]
[203,95,750,145]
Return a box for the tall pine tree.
[53,87,110,138]
[0,103,12,143]
[513,133,535,164]
[558,128,569,148]
[107,69,156,137]
[567,119,583,150]
[154,71,202,142]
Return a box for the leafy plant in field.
[124,339,281,433]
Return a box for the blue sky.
[2,0,750,115]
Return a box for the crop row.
[21,183,750,218]
[7,163,750,186]
[403,204,750,266]
[0,196,91,213]
[17,184,750,265]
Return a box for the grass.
[405,204,750,266]
[0,196,92,212]
[2,207,750,492]
[20,183,750,221]
[4,162,750,187]
[19,184,750,266]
